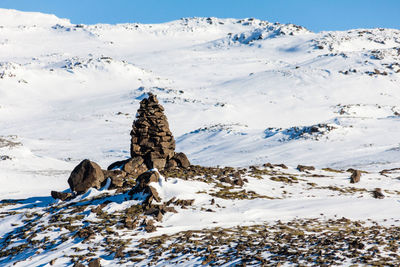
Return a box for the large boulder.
[172,152,191,168]
[68,159,105,194]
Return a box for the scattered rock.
[297,165,315,172]
[349,239,365,250]
[107,157,148,177]
[274,164,288,169]
[174,199,195,208]
[263,163,274,168]
[50,191,73,201]
[350,170,361,183]
[134,171,160,190]
[129,171,161,205]
[144,219,156,233]
[102,169,126,188]
[75,227,95,240]
[233,177,244,187]
[0,155,12,160]
[145,186,161,203]
[165,158,178,169]
[123,156,147,175]
[115,247,125,258]
[67,159,105,194]
[124,216,138,230]
[219,176,232,184]
[172,152,191,168]
[107,158,129,170]
[372,188,385,199]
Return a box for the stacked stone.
[130,93,176,170]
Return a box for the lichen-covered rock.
[67,159,105,194]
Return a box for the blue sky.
[1,0,399,32]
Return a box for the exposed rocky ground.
[1,162,400,266]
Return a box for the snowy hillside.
[1,9,400,266]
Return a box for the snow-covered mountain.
[1,9,400,266]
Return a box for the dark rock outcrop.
[68,159,105,194]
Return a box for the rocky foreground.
[1,163,400,266]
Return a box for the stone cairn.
[130,93,178,170]
[53,93,191,200]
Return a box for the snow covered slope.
[0,9,399,196]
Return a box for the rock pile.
[130,93,189,170]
